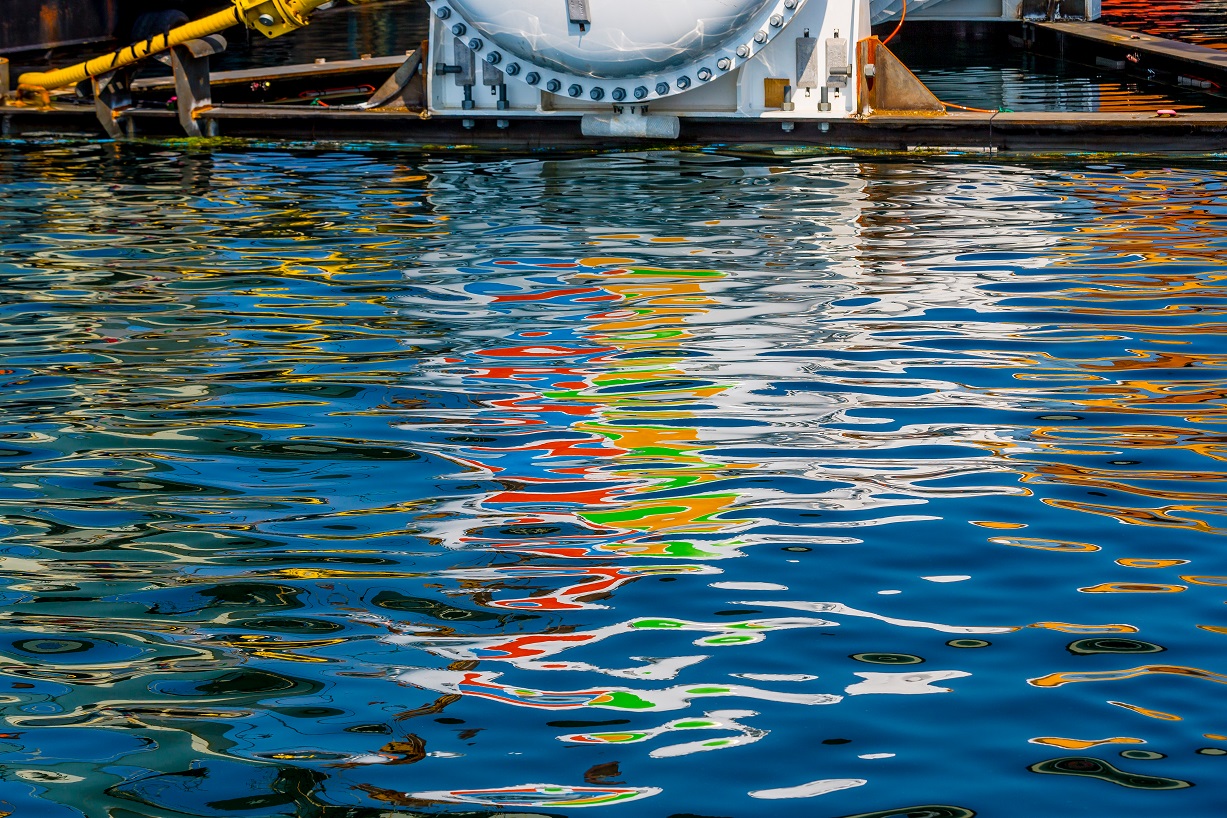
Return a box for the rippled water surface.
[1,145,1226,817]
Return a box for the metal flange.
[427,0,809,103]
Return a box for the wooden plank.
[13,103,1227,127]
[131,53,412,92]
[1035,22,1227,76]
[6,102,1227,152]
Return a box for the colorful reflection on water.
[1102,0,1227,50]
[0,146,1226,817]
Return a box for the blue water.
[1,145,1226,817]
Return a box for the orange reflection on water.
[1025,462,1227,502]
[1031,665,1227,688]
[1029,622,1140,634]
[1108,701,1184,721]
[1030,736,1145,750]
[1078,582,1187,593]
[1116,558,1190,568]
[992,537,1100,552]
[1046,498,1219,534]
[1015,165,1227,551]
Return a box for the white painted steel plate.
[445,0,777,78]
[430,0,809,101]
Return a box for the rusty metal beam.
[857,36,945,116]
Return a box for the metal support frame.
[567,0,592,30]
[170,35,226,136]
[435,37,476,108]
[481,60,508,110]
[856,36,943,115]
[797,34,819,90]
[361,50,425,109]
[453,37,476,109]
[92,69,136,138]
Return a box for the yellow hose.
[17,0,338,92]
[18,8,242,91]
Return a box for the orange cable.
[882,0,906,46]
[880,0,1002,114]
[941,100,1000,113]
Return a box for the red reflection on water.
[1101,0,1227,50]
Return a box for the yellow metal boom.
[18,0,352,92]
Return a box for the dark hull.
[0,1,226,55]
[0,0,119,55]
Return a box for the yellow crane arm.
[18,0,350,91]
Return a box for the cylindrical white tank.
[429,0,810,101]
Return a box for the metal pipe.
[17,0,339,92]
